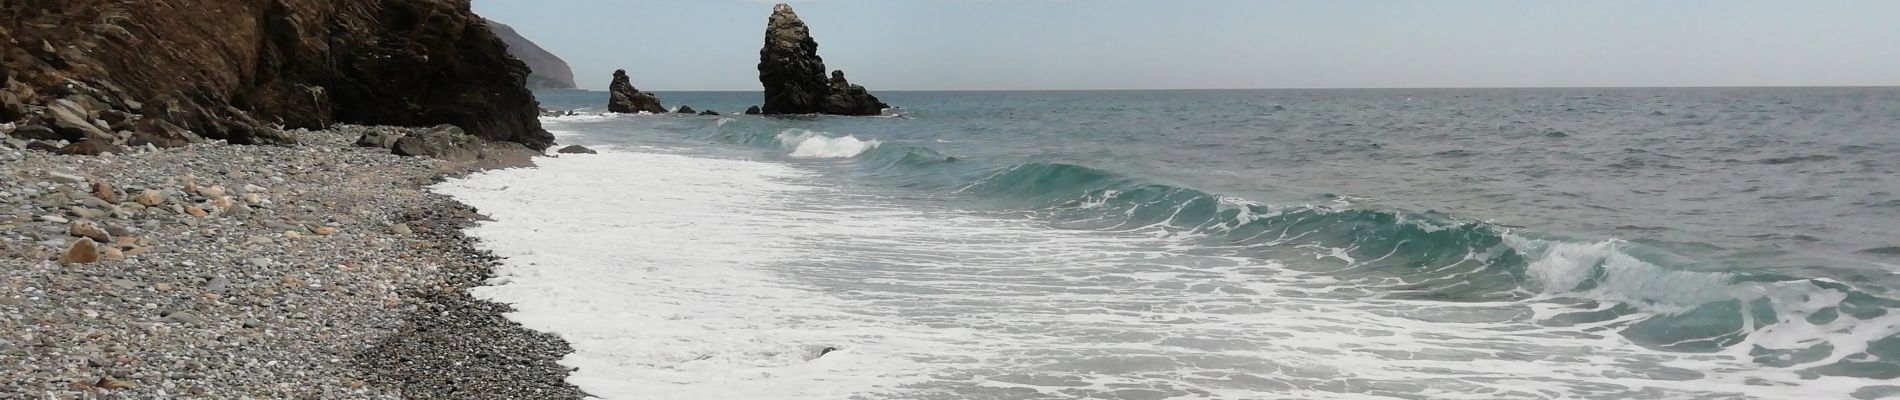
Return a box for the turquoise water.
[518,88,1900,399]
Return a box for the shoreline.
[0,127,583,398]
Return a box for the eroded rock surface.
[606,70,666,114]
[757,3,887,115]
[0,0,553,149]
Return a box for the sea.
[433,88,1900,399]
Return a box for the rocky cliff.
[0,0,554,150]
[487,19,576,90]
[757,3,887,115]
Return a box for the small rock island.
[757,4,890,115]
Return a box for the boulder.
[676,105,697,114]
[0,90,22,122]
[757,4,888,115]
[10,121,61,141]
[355,127,405,149]
[556,145,597,154]
[744,105,763,115]
[58,138,124,156]
[46,99,108,141]
[606,70,666,114]
[699,110,720,116]
[392,125,480,162]
[24,140,61,152]
[128,119,200,148]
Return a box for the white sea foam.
[439,147,1889,399]
[775,129,880,158]
[436,152,939,399]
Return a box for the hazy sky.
[473,0,1900,91]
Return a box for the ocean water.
[440,88,1900,399]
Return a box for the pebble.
[163,311,203,325]
[69,220,113,242]
[61,238,100,264]
[133,190,165,206]
[92,182,119,203]
[0,125,583,398]
[70,207,108,219]
[47,172,85,184]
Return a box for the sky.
[472,0,1900,91]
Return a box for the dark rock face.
[487,19,576,90]
[676,106,697,114]
[744,105,763,115]
[822,71,890,116]
[556,145,597,154]
[757,4,887,115]
[606,70,666,114]
[0,0,554,150]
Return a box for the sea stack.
[606,69,666,114]
[757,3,887,115]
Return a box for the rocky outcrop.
[392,125,482,162]
[757,4,887,115]
[0,0,554,150]
[745,105,763,115]
[676,106,697,114]
[606,70,666,114]
[822,71,890,116]
[556,145,596,154]
[487,19,576,90]
[699,110,720,116]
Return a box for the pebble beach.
[0,126,584,399]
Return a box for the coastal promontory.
[488,19,579,90]
[758,3,889,115]
[0,0,553,149]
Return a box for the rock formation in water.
[757,3,887,115]
[676,105,696,114]
[822,70,890,116]
[0,0,553,150]
[487,19,577,90]
[606,70,666,114]
[744,105,763,115]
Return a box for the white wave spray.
[776,128,880,158]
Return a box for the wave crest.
[776,129,882,158]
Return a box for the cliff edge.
[0,0,554,150]
[488,19,577,90]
